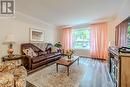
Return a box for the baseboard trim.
[79,56,107,61]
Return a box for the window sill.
[73,48,90,51]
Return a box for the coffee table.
[56,56,79,76]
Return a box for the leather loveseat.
[21,43,62,70]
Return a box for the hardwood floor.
[79,58,114,87]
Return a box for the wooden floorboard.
[79,58,114,87]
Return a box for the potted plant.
[54,42,62,52]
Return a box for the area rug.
[26,81,36,87]
[27,58,87,87]
[27,58,114,87]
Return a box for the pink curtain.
[115,20,128,47]
[90,22,108,60]
[61,27,72,51]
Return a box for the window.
[72,28,90,49]
[127,23,130,47]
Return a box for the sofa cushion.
[32,57,59,69]
[31,52,61,63]
[32,60,48,69]
[55,52,62,55]
[14,66,27,79]
[52,52,62,57]
[32,55,47,63]
[45,54,55,58]
[0,72,14,87]
[44,52,61,58]
[37,51,47,56]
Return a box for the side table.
[2,54,24,66]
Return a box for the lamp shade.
[4,34,16,44]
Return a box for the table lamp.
[4,34,16,58]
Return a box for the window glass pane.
[72,28,90,49]
[127,24,130,47]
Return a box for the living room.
[0,0,130,87]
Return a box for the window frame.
[72,28,90,50]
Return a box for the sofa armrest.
[22,55,32,70]
[14,66,27,87]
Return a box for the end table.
[2,54,24,66]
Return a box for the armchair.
[0,61,27,87]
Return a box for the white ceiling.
[16,0,124,26]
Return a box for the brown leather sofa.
[21,43,62,70]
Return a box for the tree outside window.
[72,29,90,49]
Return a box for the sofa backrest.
[32,43,47,52]
[21,43,54,55]
[21,43,44,55]
[31,43,53,53]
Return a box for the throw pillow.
[23,48,37,58]
[51,47,57,53]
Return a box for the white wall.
[0,12,58,61]
[114,0,130,26]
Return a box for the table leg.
[67,66,69,76]
[56,63,58,73]
[77,58,79,65]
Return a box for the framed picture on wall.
[29,28,44,42]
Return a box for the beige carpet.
[27,58,87,87]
